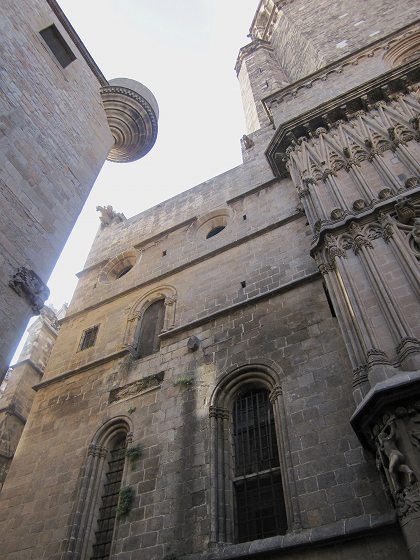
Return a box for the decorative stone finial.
[101,78,159,163]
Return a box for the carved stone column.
[324,233,395,387]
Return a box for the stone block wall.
[0,163,407,558]
[0,0,114,377]
[271,0,419,82]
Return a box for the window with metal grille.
[90,434,127,560]
[39,24,76,68]
[233,388,287,543]
[79,325,99,351]
[135,299,165,358]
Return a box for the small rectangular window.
[79,325,99,351]
[39,24,76,68]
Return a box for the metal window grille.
[233,388,287,543]
[39,25,76,68]
[79,325,99,351]
[90,435,126,560]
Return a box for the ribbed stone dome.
[101,78,159,163]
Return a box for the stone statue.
[96,205,125,227]
[412,218,420,249]
[377,420,416,492]
[395,199,416,225]
[241,135,254,149]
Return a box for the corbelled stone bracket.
[101,78,159,163]
[8,267,49,314]
[351,372,420,559]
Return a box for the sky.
[12,0,260,361]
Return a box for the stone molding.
[235,39,274,75]
[62,211,306,324]
[33,349,128,392]
[66,417,132,559]
[101,82,158,163]
[187,512,397,560]
[266,62,419,178]
[263,22,420,109]
[159,271,320,340]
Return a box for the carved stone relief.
[371,404,420,526]
[8,267,49,314]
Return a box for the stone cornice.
[101,80,159,163]
[159,271,320,340]
[265,61,420,178]
[76,218,197,278]
[186,512,397,560]
[8,359,44,377]
[61,211,304,325]
[34,349,128,392]
[235,39,273,75]
[262,21,420,110]
[46,0,107,86]
[33,273,320,391]
[310,187,420,256]
[77,178,280,279]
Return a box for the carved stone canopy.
[265,67,419,178]
[351,371,420,449]
[101,78,159,163]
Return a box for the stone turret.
[0,305,65,491]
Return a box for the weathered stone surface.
[0,0,418,559]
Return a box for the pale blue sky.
[13,0,260,361]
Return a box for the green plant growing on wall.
[173,375,193,388]
[126,444,142,468]
[127,406,136,414]
[117,486,135,519]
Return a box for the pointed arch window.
[90,433,127,559]
[66,418,131,560]
[135,298,165,358]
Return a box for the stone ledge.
[351,370,420,447]
[185,512,397,560]
[62,211,306,324]
[160,271,321,340]
[33,349,128,392]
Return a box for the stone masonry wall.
[0,161,407,557]
[0,277,405,558]
[0,0,114,376]
[272,0,419,82]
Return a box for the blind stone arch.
[123,285,177,356]
[209,362,300,545]
[66,417,133,560]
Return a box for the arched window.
[123,287,177,357]
[134,298,165,358]
[66,418,132,560]
[209,363,300,545]
[233,387,287,542]
[90,433,127,559]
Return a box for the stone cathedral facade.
[0,1,419,559]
